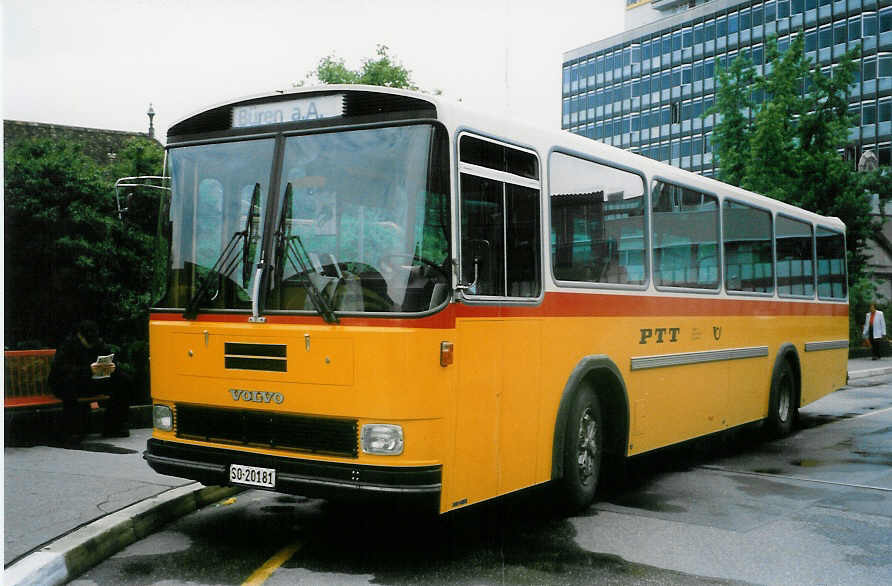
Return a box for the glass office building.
[562,0,892,177]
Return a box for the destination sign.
[232,95,344,128]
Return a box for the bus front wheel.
[559,388,602,513]
[766,359,796,437]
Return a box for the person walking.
[863,302,887,360]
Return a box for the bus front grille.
[175,404,358,458]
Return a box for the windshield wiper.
[279,234,340,324]
[183,230,246,320]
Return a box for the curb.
[848,366,892,380]
[4,483,243,586]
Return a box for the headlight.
[360,424,403,455]
[153,405,173,431]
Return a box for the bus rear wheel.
[559,388,602,513]
[766,359,796,437]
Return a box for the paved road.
[71,380,892,585]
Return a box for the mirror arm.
[249,260,267,323]
[455,258,480,293]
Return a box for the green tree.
[709,35,881,317]
[5,135,163,397]
[5,137,118,346]
[711,53,756,187]
[299,44,418,89]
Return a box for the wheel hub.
[576,408,598,483]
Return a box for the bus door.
[449,134,543,508]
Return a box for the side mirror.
[116,192,133,221]
[456,238,490,294]
[114,176,170,222]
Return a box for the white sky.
[3,0,623,143]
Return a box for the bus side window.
[723,200,774,294]
[458,136,541,299]
[651,181,719,290]
[816,227,847,299]
[776,215,815,297]
[549,152,647,286]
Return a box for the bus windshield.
[163,138,275,313]
[159,124,451,316]
[268,125,450,314]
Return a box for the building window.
[849,16,862,43]
[834,20,847,46]
[671,102,681,124]
[752,44,764,66]
[728,12,739,35]
[864,57,878,82]
[863,102,877,125]
[882,7,892,34]
[741,8,752,32]
[779,35,791,54]
[879,143,892,166]
[880,54,892,78]
[879,98,892,122]
[865,12,878,37]
[819,25,832,50]
[778,1,790,19]
[805,29,817,52]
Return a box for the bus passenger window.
[651,181,719,289]
[776,216,815,297]
[723,200,773,293]
[549,152,646,286]
[816,227,846,299]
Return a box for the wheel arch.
[772,343,802,408]
[551,355,630,480]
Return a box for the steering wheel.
[378,253,449,280]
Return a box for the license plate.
[229,464,276,488]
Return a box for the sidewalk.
[845,355,892,380]
[3,428,240,585]
[5,357,892,585]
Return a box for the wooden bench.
[5,349,109,443]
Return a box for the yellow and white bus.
[140,85,848,514]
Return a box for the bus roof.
[168,84,845,232]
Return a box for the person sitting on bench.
[48,320,130,442]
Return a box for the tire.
[766,359,796,438]
[558,387,602,513]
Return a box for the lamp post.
[147,103,155,140]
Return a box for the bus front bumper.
[144,438,442,500]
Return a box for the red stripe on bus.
[150,310,458,329]
[150,293,846,327]
[457,292,847,318]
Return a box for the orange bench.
[5,349,109,443]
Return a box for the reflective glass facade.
[563,0,892,176]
